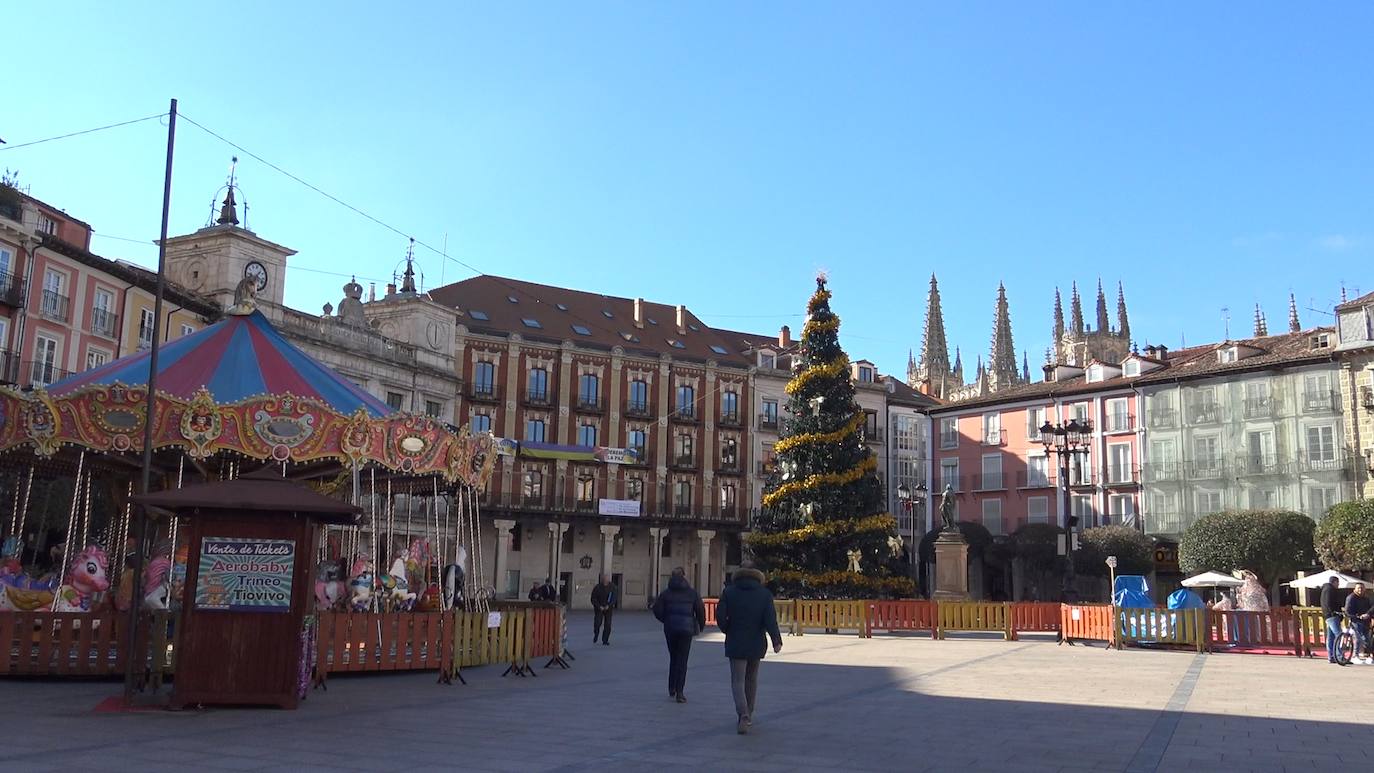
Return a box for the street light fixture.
[1039,418,1093,601]
[895,481,928,589]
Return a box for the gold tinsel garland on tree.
[769,570,914,597]
[747,513,898,549]
[784,355,850,395]
[762,455,878,507]
[773,411,865,454]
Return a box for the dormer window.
[668,339,686,349]
[759,351,776,369]
[556,303,568,311]
[710,345,728,355]
[1124,360,1140,377]
[1311,333,1331,350]
[858,365,874,383]
[1087,364,1103,383]
[1218,347,1238,364]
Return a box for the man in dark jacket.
[716,561,782,735]
[652,567,706,703]
[590,574,615,645]
[1346,582,1373,663]
[1321,575,1343,664]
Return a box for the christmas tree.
[747,275,913,598]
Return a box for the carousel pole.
[123,97,177,704]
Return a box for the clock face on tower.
[244,261,268,292]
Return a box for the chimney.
[779,325,791,348]
[368,282,376,302]
[1157,344,1168,359]
[634,298,644,329]
[675,304,686,335]
[1042,363,1056,382]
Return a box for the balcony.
[1242,397,1278,420]
[670,407,698,423]
[976,474,1005,492]
[758,416,779,432]
[1104,414,1134,434]
[1361,386,1374,411]
[672,454,697,470]
[717,461,743,475]
[981,428,1007,446]
[522,389,551,407]
[939,432,959,449]
[575,396,604,414]
[0,351,17,384]
[575,499,596,513]
[1148,408,1176,429]
[672,504,694,517]
[0,271,25,307]
[862,427,885,444]
[1235,454,1286,476]
[1304,390,1338,413]
[1299,449,1350,475]
[718,411,742,427]
[39,290,70,322]
[1187,402,1220,425]
[521,495,547,510]
[1143,462,1184,483]
[1186,459,1226,479]
[25,360,72,388]
[625,401,653,419]
[1146,510,1193,537]
[468,384,499,403]
[626,446,648,465]
[1015,470,1053,489]
[1105,465,1138,486]
[88,308,119,339]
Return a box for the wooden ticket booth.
[135,467,361,709]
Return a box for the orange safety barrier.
[1207,608,1302,655]
[1060,604,1114,645]
[316,611,451,684]
[865,600,937,637]
[1008,602,1062,638]
[703,598,718,627]
[527,605,561,659]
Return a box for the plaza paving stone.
[0,611,1364,772]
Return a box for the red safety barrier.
[1008,602,1062,638]
[1208,608,1303,655]
[527,605,561,659]
[865,600,937,638]
[316,612,451,680]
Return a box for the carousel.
[0,299,500,680]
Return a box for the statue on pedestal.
[937,484,961,540]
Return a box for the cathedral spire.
[916,274,953,396]
[1052,287,1065,347]
[1022,350,1031,383]
[1253,303,1268,337]
[953,346,963,381]
[1116,282,1130,342]
[988,282,1019,388]
[1095,278,1110,333]
[1070,282,1085,336]
[1288,293,1301,332]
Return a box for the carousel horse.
[53,545,110,613]
[314,559,347,610]
[405,538,433,589]
[440,563,465,610]
[0,555,59,611]
[141,556,172,610]
[382,551,417,611]
[348,556,375,612]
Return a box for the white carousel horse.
[141,555,172,610]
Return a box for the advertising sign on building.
[194,537,296,612]
[598,498,641,517]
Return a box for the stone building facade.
[1335,291,1374,498]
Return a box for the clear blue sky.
[3,3,1371,377]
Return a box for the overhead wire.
[0,113,168,152]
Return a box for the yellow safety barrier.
[793,600,868,637]
[936,602,1011,641]
[1293,607,1329,658]
[775,599,798,635]
[1114,607,1206,653]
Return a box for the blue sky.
[3,4,1370,377]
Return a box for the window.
[527,368,548,401]
[468,310,489,321]
[504,570,521,600]
[36,215,56,235]
[525,419,546,443]
[1070,402,1090,423]
[91,289,116,337]
[425,400,443,418]
[981,499,1003,535]
[521,470,543,501]
[181,324,194,338]
[1106,398,1130,432]
[1108,494,1134,521]
[1304,373,1333,410]
[1087,364,1103,383]
[1306,425,1336,466]
[1196,490,1223,515]
[138,308,154,348]
[470,413,492,434]
[939,417,958,448]
[1311,333,1330,350]
[668,339,685,349]
[386,392,404,411]
[980,454,1002,490]
[1151,491,1176,515]
[521,318,542,329]
[761,399,779,427]
[561,525,574,554]
[1027,455,1049,488]
[982,413,1002,445]
[577,422,598,447]
[1193,436,1220,473]
[721,390,738,422]
[1026,407,1045,441]
[1218,347,1237,364]
[1250,488,1280,509]
[85,349,108,371]
[1071,494,1094,523]
[31,335,58,386]
[510,524,522,552]
[1124,360,1140,377]
[676,385,695,417]
[628,380,648,411]
[721,437,738,468]
[40,269,64,320]
[1107,443,1132,483]
[578,373,600,407]
[660,531,672,557]
[613,531,624,556]
[1149,440,1177,481]
[674,480,692,510]
[940,459,960,493]
[759,352,776,369]
[675,433,693,463]
[863,411,879,441]
[720,482,737,510]
[1246,430,1275,471]
[473,361,495,395]
[1027,497,1049,524]
[601,309,613,319]
[628,428,646,456]
[576,476,595,503]
[0,317,8,350]
[571,324,591,336]
[627,477,644,501]
[0,247,10,277]
[858,365,874,383]
[1308,486,1338,518]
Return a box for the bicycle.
[1335,612,1370,665]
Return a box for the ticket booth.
[135,467,361,709]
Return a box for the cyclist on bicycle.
[1344,582,1373,664]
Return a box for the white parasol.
[1181,571,1244,588]
[1285,570,1373,589]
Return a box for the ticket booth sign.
[195,537,295,612]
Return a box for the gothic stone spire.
[1070,281,1085,336]
[1052,287,1065,346]
[1095,278,1110,333]
[917,274,953,393]
[1289,293,1301,332]
[1253,303,1268,337]
[988,282,1019,387]
[1116,281,1130,342]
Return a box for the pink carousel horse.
[141,556,173,610]
[53,545,110,612]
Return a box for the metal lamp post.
[895,482,928,589]
[1039,418,1093,601]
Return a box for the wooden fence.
[793,600,867,636]
[1207,609,1302,654]
[0,611,175,683]
[1061,604,1115,645]
[1114,608,1207,653]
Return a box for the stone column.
[493,518,516,597]
[696,529,716,596]
[648,526,667,596]
[547,521,562,585]
[599,524,621,578]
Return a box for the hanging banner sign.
[194,537,296,612]
[598,498,641,517]
[594,447,642,465]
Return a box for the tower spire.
[916,274,953,396]
[1052,287,1065,349]
[988,282,1018,389]
[400,238,417,294]
[1116,281,1130,343]
[1070,281,1085,336]
[1095,278,1110,333]
[1288,293,1300,332]
[1253,303,1268,337]
[953,346,963,382]
[1022,350,1030,382]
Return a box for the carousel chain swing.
[51,451,86,612]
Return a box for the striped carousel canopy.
[48,309,393,418]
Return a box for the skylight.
[522,318,542,329]
[710,345,729,355]
[572,324,592,335]
[689,324,700,332]
[621,332,640,343]
[556,303,568,312]
[468,310,490,321]
[602,310,614,318]
[507,295,519,304]
[668,339,686,349]
[647,318,658,326]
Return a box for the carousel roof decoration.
[0,306,496,487]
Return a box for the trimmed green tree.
[1315,499,1374,571]
[1074,525,1153,576]
[1012,523,1066,600]
[746,276,912,598]
[1179,510,1315,604]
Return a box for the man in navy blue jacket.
[652,567,706,702]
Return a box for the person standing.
[540,578,557,602]
[652,567,706,703]
[716,561,782,735]
[1321,575,1344,664]
[527,581,544,602]
[591,574,615,645]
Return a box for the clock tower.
[164,168,295,312]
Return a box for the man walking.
[591,574,615,645]
[1321,574,1343,664]
[652,567,706,703]
[716,561,782,735]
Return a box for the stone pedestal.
[932,532,970,602]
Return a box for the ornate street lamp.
[895,482,928,586]
[1039,418,1093,601]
